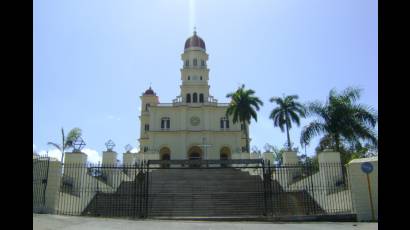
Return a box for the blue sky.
[33,0,377,162]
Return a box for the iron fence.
[56,162,149,218]
[33,158,355,220]
[268,162,353,216]
[146,159,267,217]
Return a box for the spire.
[193,26,197,35]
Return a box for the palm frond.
[288,110,301,126]
[47,142,62,151]
[341,87,362,103]
[300,121,326,146]
[65,128,82,148]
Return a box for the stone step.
[83,167,324,218]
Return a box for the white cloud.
[106,114,121,122]
[130,147,139,153]
[36,147,101,164]
[38,149,62,161]
[82,148,101,164]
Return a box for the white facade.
[138,32,249,161]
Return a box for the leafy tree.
[47,127,82,163]
[226,84,263,152]
[269,95,306,150]
[301,87,378,159]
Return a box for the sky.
[33,0,378,163]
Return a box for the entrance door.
[159,147,171,168]
[220,153,229,167]
[220,147,231,167]
[187,145,203,168]
[189,152,201,167]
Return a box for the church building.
[138,31,251,162]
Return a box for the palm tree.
[47,127,82,163]
[226,84,263,153]
[269,95,306,150]
[300,87,378,153]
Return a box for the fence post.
[144,161,150,218]
[44,159,62,214]
[102,150,118,186]
[123,151,135,180]
[33,156,62,214]
[63,151,88,214]
[282,151,299,185]
[64,152,88,191]
[318,149,343,194]
[346,157,378,221]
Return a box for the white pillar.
[123,152,135,166]
[318,149,343,193]
[63,152,88,196]
[262,152,274,165]
[282,151,300,185]
[282,151,299,165]
[347,157,378,221]
[102,150,118,186]
[123,152,136,180]
[33,157,62,214]
[44,159,62,214]
[102,150,117,165]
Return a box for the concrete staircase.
[83,167,324,218]
[147,168,264,217]
[271,180,325,216]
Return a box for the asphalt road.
[33,214,377,230]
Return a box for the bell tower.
[180,30,210,103]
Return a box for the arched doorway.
[188,146,203,167]
[159,147,171,168]
[220,147,231,167]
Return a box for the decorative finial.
[72,137,86,153]
[105,139,115,151]
[124,144,133,153]
[193,26,197,35]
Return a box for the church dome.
[143,87,156,96]
[184,31,206,51]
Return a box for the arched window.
[188,76,190,80]
[201,60,205,66]
[186,93,191,103]
[193,58,197,66]
[185,60,189,67]
[200,76,203,80]
[193,93,198,103]
[145,103,150,111]
[199,94,204,103]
